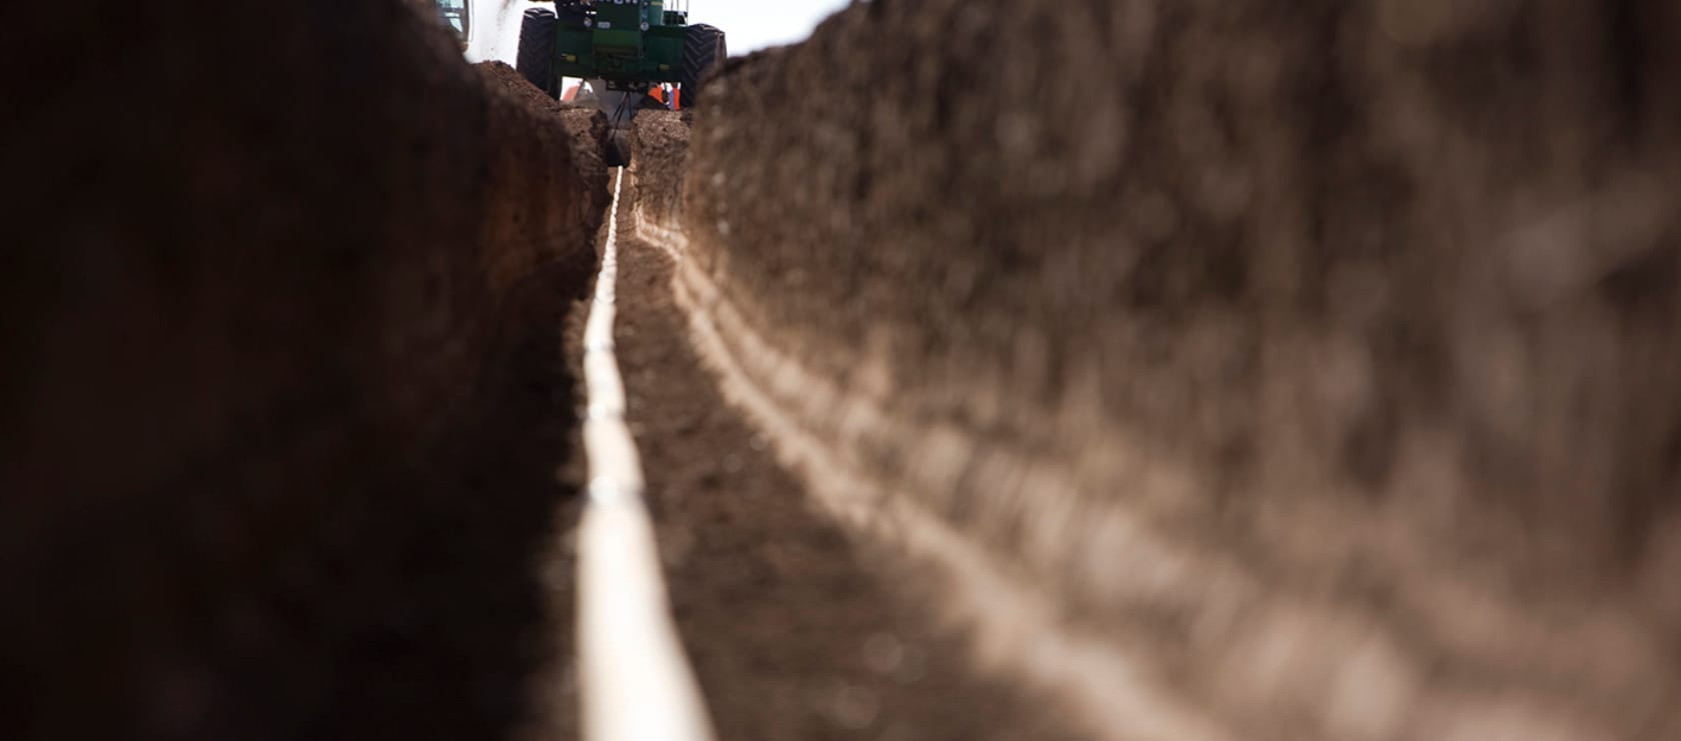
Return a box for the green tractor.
[517,1,726,165]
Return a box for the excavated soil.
[627,111,695,226]
[2,3,604,739]
[678,1,1681,738]
[478,61,611,175]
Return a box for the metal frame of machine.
[552,0,691,91]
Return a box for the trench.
[9,1,1681,740]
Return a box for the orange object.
[672,87,682,111]
[561,83,581,102]
[648,85,665,103]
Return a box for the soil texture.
[677,1,1681,737]
[611,164,1082,741]
[2,3,604,739]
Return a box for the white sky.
[689,0,853,53]
[467,1,852,64]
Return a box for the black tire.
[516,8,558,97]
[678,24,727,109]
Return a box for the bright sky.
[467,1,852,64]
[689,0,853,53]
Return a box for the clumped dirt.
[612,149,1082,739]
[628,110,695,227]
[1,3,604,739]
[680,0,1681,737]
[478,61,610,176]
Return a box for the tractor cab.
[432,0,471,46]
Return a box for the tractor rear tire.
[516,8,558,97]
[679,24,727,109]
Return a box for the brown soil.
[628,111,695,228]
[2,3,603,739]
[10,0,1681,738]
[679,1,1681,738]
[478,61,611,176]
[611,156,1082,740]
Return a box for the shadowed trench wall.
[1,3,608,738]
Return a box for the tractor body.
[518,1,727,165]
[553,1,690,91]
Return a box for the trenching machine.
[517,1,727,165]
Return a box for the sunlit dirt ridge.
[639,1,1681,739]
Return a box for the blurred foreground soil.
[673,1,1681,738]
[1,3,604,738]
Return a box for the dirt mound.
[1,2,605,739]
[628,111,694,230]
[675,1,1681,738]
[478,61,611,174]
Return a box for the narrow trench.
[602,175,1084,741]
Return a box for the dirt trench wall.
[675,1,1681,738]
[1,4,605,739]
[628,111,694,237]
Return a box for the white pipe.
[576,170,716,741]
